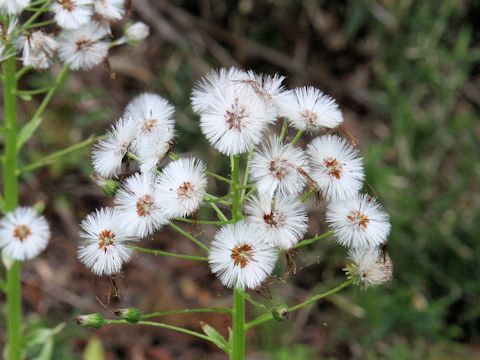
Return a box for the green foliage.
[82,337,106,360]
[342,0,480,352]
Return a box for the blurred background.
[1,0,479,359]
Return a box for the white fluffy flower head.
[307,135,364,200]
[250,135,311,196]
[93,0,124,21]
[78,207,133,276]
[208,222,278,290]
[346,246,393,289]
[58,22,110,70]
[0,207,50,261]
[51,0,93,29]
[192,68,279,155]
[0,0,30,15]
[246,194,308,250]
[191,67,250,115]
[326,194,391,248]
[115,172,167,238]
[279,86,343,132]
[191,68,284,115]
[156,158,207,219]
[19,31,59,70]
[137,128,174,173]
[124,93,175,154]
[92,117,136,178]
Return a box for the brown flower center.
[300,109,318,125]
[263,211,286,228]
[75,38,93,51]
[141,118,158,133]
[13,224,31,241]
[269,159,290,180]
[324,157,343,179]
[347,210,370,229]
[98,229,115,251]
[177,181,193,198]
[60,0,75,11]
[231,243,254,268]
[136,195,154,217]
[225,98,246,130]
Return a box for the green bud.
[91,174,120,197]
[75,313,104,329]
[114,308,142,323]
[33,201,46,215]
[272,304,290,321]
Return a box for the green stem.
[240,151,253,201]
[300,186,317,202]
[232,288,246,360]
[245,279,354,330]
[15,66,32,80]
[291,130,304,145]
[293,231,334,249]
[207,170,232,184]
[168,222,209,252]
[230,154,246,360]
[27,65,69,128]
[130,245,208,262]
[17,135,101,174]
[15,85,55,96]
[210,202,229,222]
[279,119,288,141]
[24,19,56,29]
[3,50,22,360]
[174,217,233,225]
[204,193,231,206]
[230,155,242,221]
[141,307,231,319]
[22,0,53,29]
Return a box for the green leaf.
[200,321,230,354]
[83,337,106,360]
[26,323,65,360]
[17,116,43,150]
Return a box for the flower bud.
[125,22,149,44]
[33,201,46,215]
[91,174,120,197]
[75,313,104,329]
[114,308,142,323]
[272,304,290,321]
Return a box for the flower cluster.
[191,68,393,289]
[0,0,149,71]
[80,93,207,275]
[80,67,393,290]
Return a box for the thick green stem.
[232,288,246,360]
[3,52,22,360]
[230,154,246,360]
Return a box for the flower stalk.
[230,154,246,360]
[3,49,22,360]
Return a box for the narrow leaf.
[200,321,230,353]
[17,116,42,149]
[83,337,106,360]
